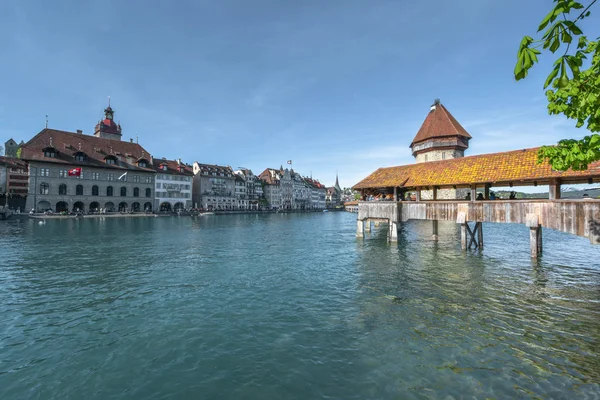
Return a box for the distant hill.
[495,187,600,200]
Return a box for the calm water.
[1,213,599,399]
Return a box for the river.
[1,213,599,399]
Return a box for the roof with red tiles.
[410,102,472,147]
[353,147,600,189]
[152,157,194,176]
[258,168,281,185]
[0,156,28,170]
[20,129,154,172]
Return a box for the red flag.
[68,167,82,176]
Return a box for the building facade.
[235,169,263,210]
[20,106,156,213]
[0,156,28,210]
[192,163,236,210]
[258,168,282,209]
[153,158,194,212]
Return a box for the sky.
[0,0,597,189]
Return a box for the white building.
[153,157,194,211]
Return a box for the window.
[92,185,99,196]
[40,168,50,177]
[76,185,83,195]
[74,152,86,162]
[120,187,127,197]
[139,161,147,168]
[107,173,114,181]
[40,182,49,194]
[105,156,116,165]
[133,175,140,183]
[44,149,56,158]
[133,187,139,197]
[146,176,153,184]
[59,184,67,195]
[156,183,161,189]
[424,154,428,162]
[145,188,151,198]
[92,172,100,180]
[107,186,113,196]
[59,170,68,178]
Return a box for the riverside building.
[20,105,156,213]
[191,163,236,210]
[153,157,193,212]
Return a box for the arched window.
[76,185,83,195]
[59,184,67,195]
[145,188,152,198]
[107,186,113,197]
[133,187,139,197]
[92,185,99,196]
[120,187,127,197]
[40,182,49,195]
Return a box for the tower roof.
[410,101,471,148]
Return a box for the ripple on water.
[0,215,599,399]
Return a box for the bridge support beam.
[356,219,364,237]
[432,220,438,241]
[526,213,542,257]
[460,222,483,250]
[388,221,398,243]
[364,219,371,232]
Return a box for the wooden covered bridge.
[351,101,600,257]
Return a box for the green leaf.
[544,66,560,89]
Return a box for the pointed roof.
[334,174,342,192]
[410,101,471,148]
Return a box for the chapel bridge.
[351,101,600,257]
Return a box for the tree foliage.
[515,0,600,171]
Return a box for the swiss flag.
[68,167,82,176]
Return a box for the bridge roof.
[353,147,600,190]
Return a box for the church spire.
[334,173,342,192]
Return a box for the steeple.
[94,99,122,141]
[410,99,471,163]
[334,173,342,192]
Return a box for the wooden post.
[433,186,438,201]
[432,220,438,241]
[364,219,371,232]
[477,222,483,248]
[484,185,490,200]
[526,213,542,257]
[389,221,398,242]
[457,212,467,250]
[549,179,561,200]
[470,185,477,202]
[393,187,398,201]
[356,219,364,238]
[416,189,421,202]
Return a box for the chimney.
[76,129,83,134]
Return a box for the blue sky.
[0,0,596,188]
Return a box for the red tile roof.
[410,103,471,147]
[0,156,28,170]
[20,129,154,172]
[152,157,193,176]
[353,147,600,189]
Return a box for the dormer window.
[137,158,148,168]
[105,155,117,165]
[178,167,184,173]
[74,151,87,162]
[160,164,168,171]
[43,147,56,158]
